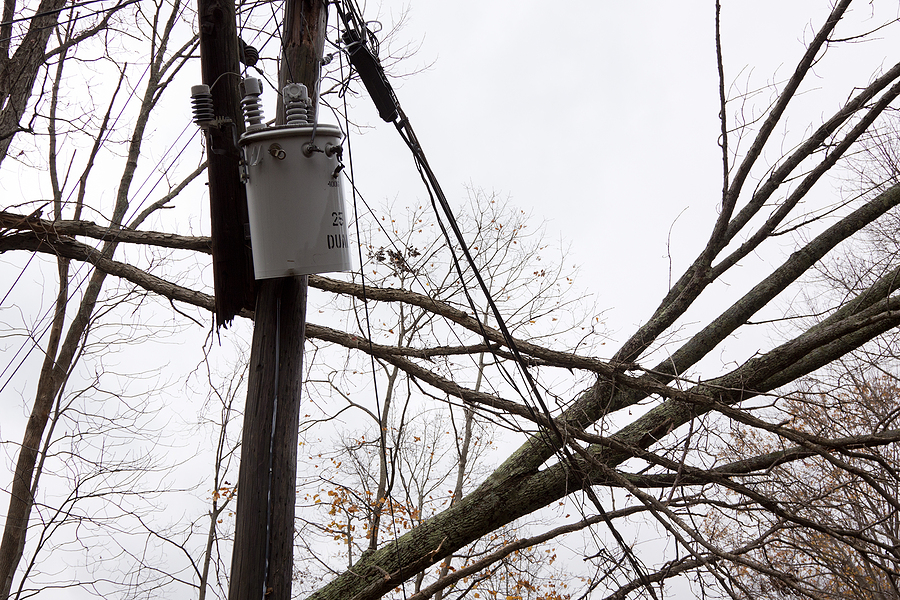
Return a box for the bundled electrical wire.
[332,2,661,598]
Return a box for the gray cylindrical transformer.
[239,124,352,279]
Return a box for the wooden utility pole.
[227,1,327,598]
[196,0,256,324]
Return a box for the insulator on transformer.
[241,77,265,131]
[283,83,311,126]
[190,85,215,127]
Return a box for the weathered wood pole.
[196,0,256,324]
[227,0,327,598]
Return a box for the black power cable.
[333,5,663,599]
[394,114,662,600]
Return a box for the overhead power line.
[334,4,662,597]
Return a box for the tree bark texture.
[0,0,67,162]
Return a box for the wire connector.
[342,28,398,122]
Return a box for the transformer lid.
[239,123,343,146]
